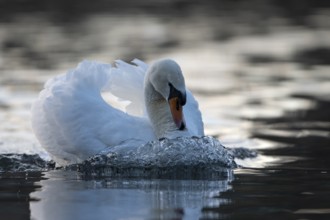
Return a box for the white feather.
[31,59,203,165]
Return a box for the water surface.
[1,1,330,219]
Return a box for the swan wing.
[106,59,148,117]
[31,60,155,165]
[184,90,204,136]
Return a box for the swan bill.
[168,97,186,130]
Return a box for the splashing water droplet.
[72,136,239,179]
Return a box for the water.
[29,171,232,220]
[1,0,330,219]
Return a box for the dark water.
[1,0,330,219]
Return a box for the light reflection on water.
[30,171,231,220]
[1,1,330,219]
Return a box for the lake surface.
[1,1,330,219]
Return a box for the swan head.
[146,59,187,131]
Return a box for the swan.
[31,59,204,165]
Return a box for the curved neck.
[144,81,188,139]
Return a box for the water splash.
[0,137,257,179]
[0,154,54,172]
[70,136,240,179]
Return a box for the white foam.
[76,136,237,178]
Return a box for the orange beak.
[168,97,185,130]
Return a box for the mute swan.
[31,59,204,165]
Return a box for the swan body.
[31,59,204,165]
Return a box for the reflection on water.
[1,0,330,219]
[30,171,231,220]
[0,172,44,220]
[216,168,330,219]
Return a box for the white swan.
[31,59,204,165]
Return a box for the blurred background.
[0,0,330,167]
[1,0,330,68]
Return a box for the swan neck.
[144,81,182,138]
